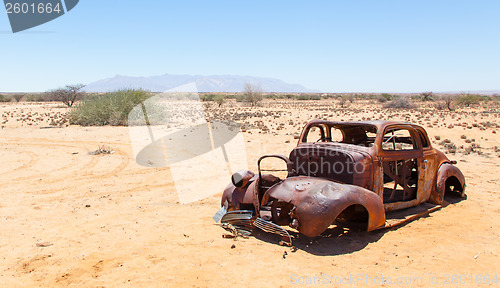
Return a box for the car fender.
[429,163,466,204]
[221,180,257,210]
[263,176,385,237]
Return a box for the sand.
[0,100,499,287]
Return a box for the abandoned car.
[216,120,466,244]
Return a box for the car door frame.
[376,124,425,212]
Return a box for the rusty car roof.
[306,119,425,131]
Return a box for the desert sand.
[0,99,499,287]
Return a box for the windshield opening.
[303,124,377,147]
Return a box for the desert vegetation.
[68,89,151,126]
[1,88,499,287]
[3,89,500,147]
[46,84,86,107]
[12,94,24,102]
[243,82,264,106]
[0,94,10,102]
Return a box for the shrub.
[0,94,10,102]
[213,94,225,107]
[456,93,488,107]
[12,94,24,102]
[26,94,46,102]
[435,95,454,111]
[235,94,245,102]
[47,84,86,107]
[420,92,434,101]
[201,94,226,106]
[243,82,263,106]
[296,94,321,100]
[380,93,394,101]
[268,94,286,100]
[200,94,216,102]
[347,94,355,103]
[69,89,151,126]
[376,95,388,103]
[383,96,416,109]
[338,96,349,108]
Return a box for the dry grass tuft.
[88,145,114,155]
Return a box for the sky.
[1,0,499,93]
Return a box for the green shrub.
[69,89,151,126]
[213,94,225,107]
[200,94,226,106]
[200,94,216,101]
[380,93,394,101]
[235,94,245,102]
[456,94,489,107]
[292,94,320,100]
[420,92,434,101]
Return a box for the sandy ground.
[0,100,499,287]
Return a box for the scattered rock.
[36,242,53,247]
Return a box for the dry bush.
[383,96,416,109]
[0,94,10,102]
[435,95,453,111]
[88,145,114,155]
[243,82,263,106]
[347,94,355,103]
[26,94,47,102]
[47,84,86,107]
[338,96,349,108]
[12,94,24,102]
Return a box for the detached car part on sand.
[215,120,466,245]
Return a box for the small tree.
[347,94,355,103]
[338,95,348,108]
[383,96,416,109]
[243,82,263,106]
[12,94,24,102]
[48,84,86,107]
[420,91,434,101]
[442,95,453,111]
[213,94,225,107]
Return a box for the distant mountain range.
[83,74,317,93]
[446,90,500,95]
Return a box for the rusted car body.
[220,120,466,239]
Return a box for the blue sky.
[1,1,499,92]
